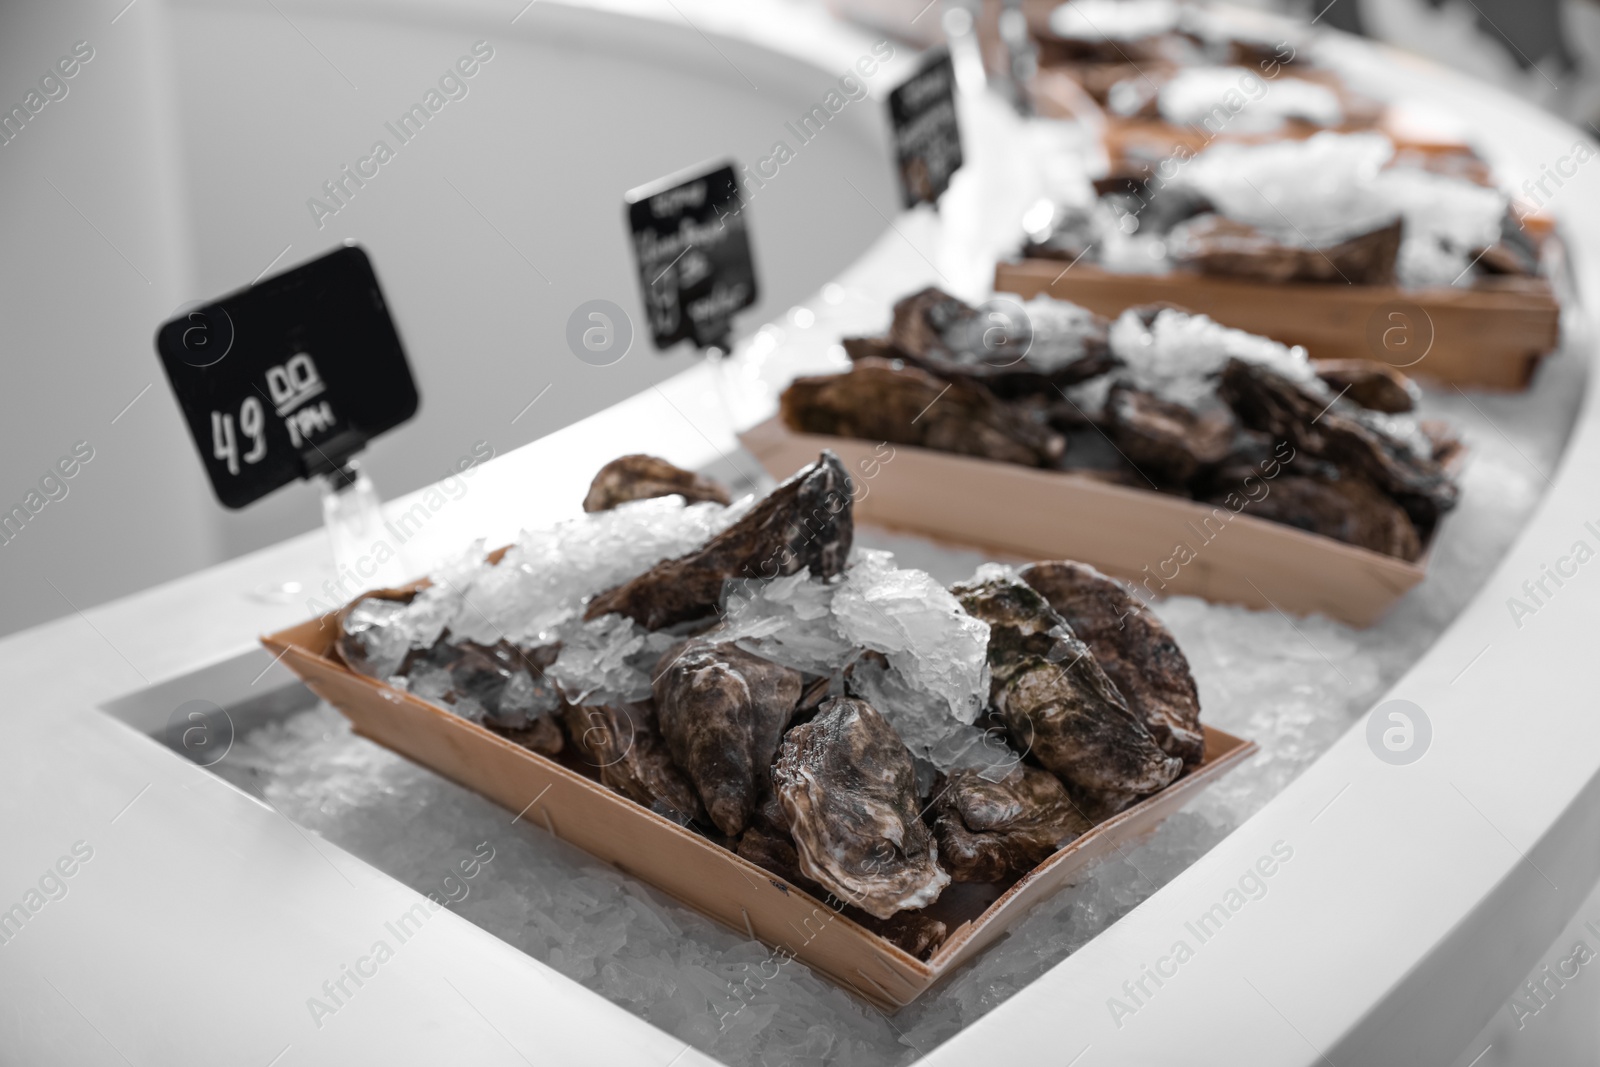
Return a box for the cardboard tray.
[996,254,1561,392]
[740,416,1431,628]
[263,591,1255,1012]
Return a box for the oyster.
[737,822,949,959]
[585,451,853,630]
[953,573,1182,814]
[493,716,565,757]
[931,764,1091,883]
[582,453,731,512]
[1218,358,1458,530]
[773,697,950,920]
[1312,359,1419,414]
[857,910,948,960]
[874,287,1115,397]
[561,701,703,824]
[1105,384,1237,485]
[781,359,1065,468]
[653,641,803,836]
[1020,561,1204,764]
[1204,473,1422,561]
[1167,214,1402,286]
[737,824,811,888]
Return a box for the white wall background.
[0,0,904,637]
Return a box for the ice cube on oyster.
[586,451,854,631]
[1021,561,1204,765]
[1171,131,1508,285]
[653,641,804,837]
[1156,67,1342,131]
[833,549,992,749]
[932,764,1092,883]
[954,569,1182,815]
[773,696,950,920]
[1107,304,1317,410]
[545,612,680,707]
[336,593,416,680]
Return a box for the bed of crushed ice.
[212,339,1585,1067]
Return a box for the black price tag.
[154,245,419,509]
[626,160,758,351]
[888,49,963,208]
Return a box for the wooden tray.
[996,256,1560,390]
[741,416,1432,628]
[263,582,1255,1011]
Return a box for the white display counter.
[2,2,1597,1065]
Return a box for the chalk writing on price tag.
[888,49,963,208]
[625,160,759,351]
[155,246,418,509]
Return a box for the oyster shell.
[1105,384,1237,485]
[781,359,1065,468]
[858,910,948,960]
[1168,213,1401,286]
[737,821,949,959]
[1312,359,1419,414]
[1020,561,1204,764]
[561,701,703,824]
[877,286,1115,397]
[1218,358,1458,530]
[585,451,853,631]
[582,453,731,512]
[953,573,1182,814]
[1203,473,1422,561]
[773,696,950,920]
[931,764,1092,883]
[653,642,804,837]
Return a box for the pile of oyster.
[335,452,1206,958]
[1025,132,1538,289]
[781,288,1461,561]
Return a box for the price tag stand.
[155,244,421,590]
[626,161,769,489]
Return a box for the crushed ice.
[221,345,1582,1067]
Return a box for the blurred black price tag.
[889,49,962,208]
[154,245,419,509]
[626,160,758,351]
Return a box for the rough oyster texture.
[1105,385,1237,485]
[856,910,949,960]
[1219,358,1458,530]
[1167,213,1401,286]
[490,715,565,757]
[780,359,1065,468]
[1205,474,1423,561]
[561,701,703,824]
[653,642,803,837]
[1312,359,1419,414]
[875,287,1114,395]
[586,452,853,630]
[392,631,564,736]
[1021,561,1204,764]
[737,824,811,888]
[773,697,950,920]
[932,764,1092,883]
[953,571,1182,814]
[582,454,731,512]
